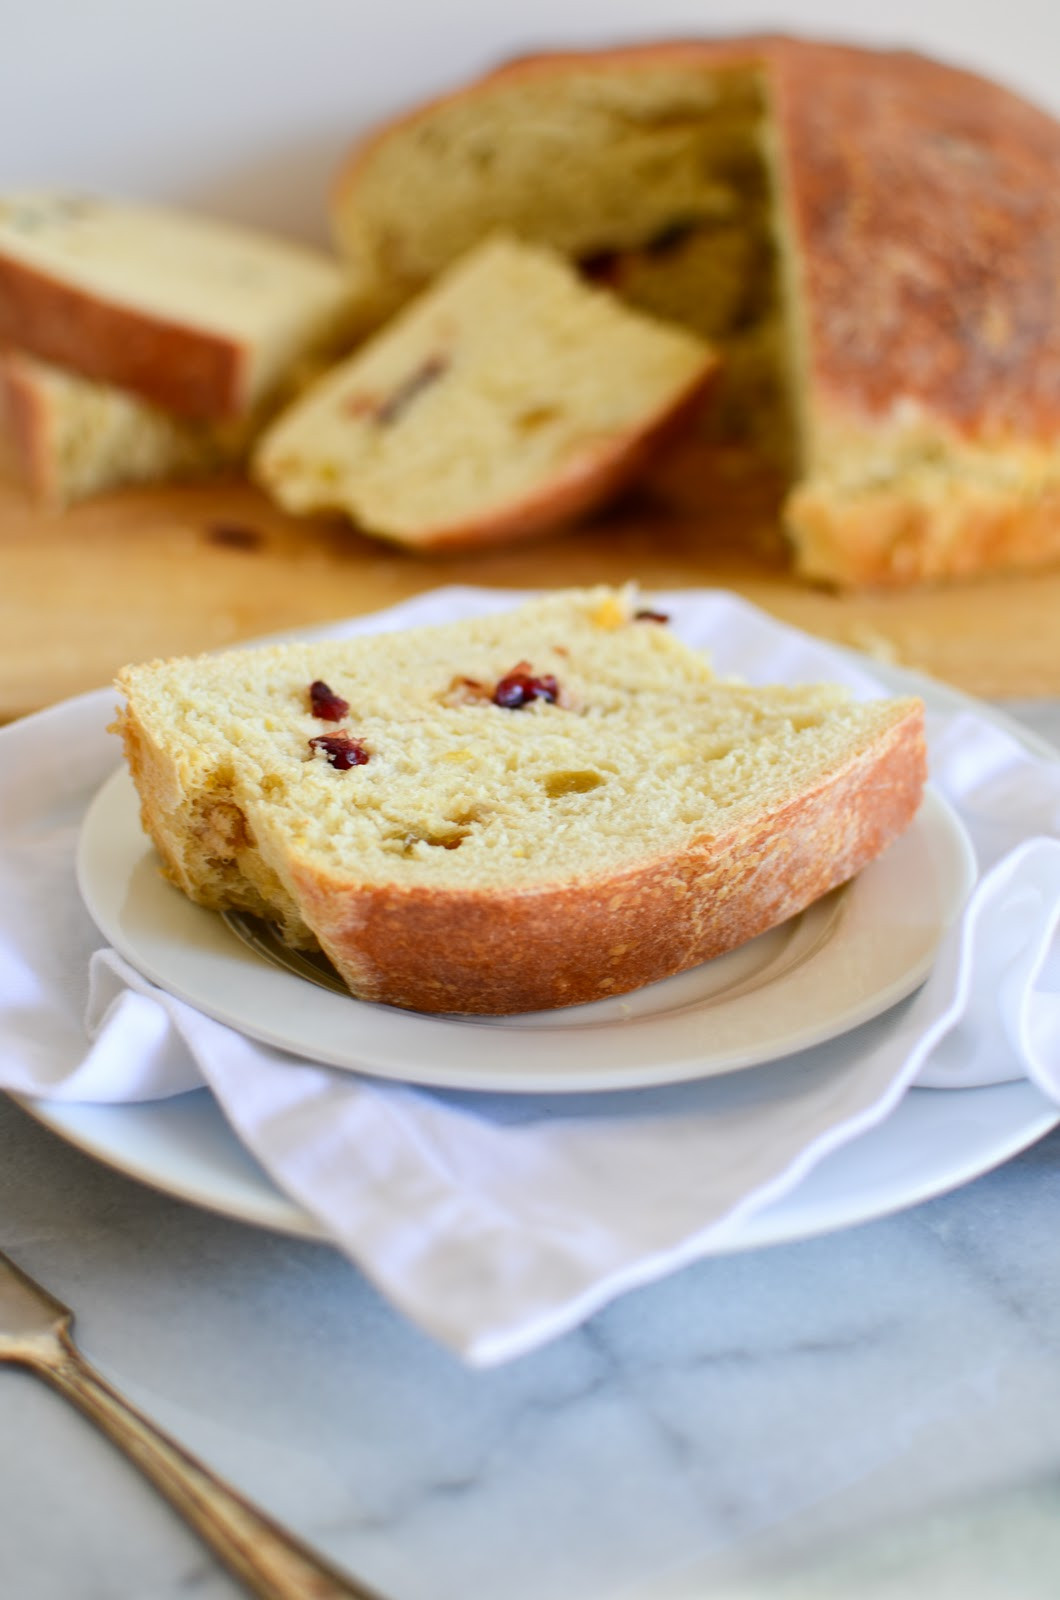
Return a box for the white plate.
[76,768,975,1094]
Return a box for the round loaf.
[331,38,1060,587]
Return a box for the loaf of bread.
[331,39,1060,587]
[114,586,926,1015]
[0,192,360,421]
[252,235,716,551]
[0,348,253,506]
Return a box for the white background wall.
[1,0,1057,243]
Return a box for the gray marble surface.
[2,700,1059,1600]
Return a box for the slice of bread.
[0,349,253,506]
[252,235,716,551]
[0,192,359,421]
[114,586,926,1016]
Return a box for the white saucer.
[76,768,975,1094]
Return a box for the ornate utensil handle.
[33,1326,386,1600]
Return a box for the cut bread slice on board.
[253,235,717,551]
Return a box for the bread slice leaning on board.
[0,192,360,421]
[113,587,927,1016]
[253,235,716,551]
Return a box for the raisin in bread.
[0,192,360,421]
[331,38,1060,587]
[251,235,716,551]
[114,586,926,1016]
[0,348,255,506]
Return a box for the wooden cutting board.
[2,468,1058,721]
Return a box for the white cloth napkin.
[2,587,1060,1366]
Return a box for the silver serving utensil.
[0,1247,387,1600]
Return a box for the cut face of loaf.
[252,235,716,550]
[331,39,1060,586]
[0,193,361,420]
[115,586,926,1016]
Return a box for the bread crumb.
[842,623,900,664]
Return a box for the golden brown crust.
[769,41,1060,444]
[386,353,718,552]
[287,701,926,1014]
[790,473,1060,588]
[0,254,247,421]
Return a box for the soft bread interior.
[253,236,713,545]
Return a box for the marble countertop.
[4,704,1060,1600]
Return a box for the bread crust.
[790,470,1060,587]
[0,254,246,421]
[287,701,926,1015]
[768,41,1060,445]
